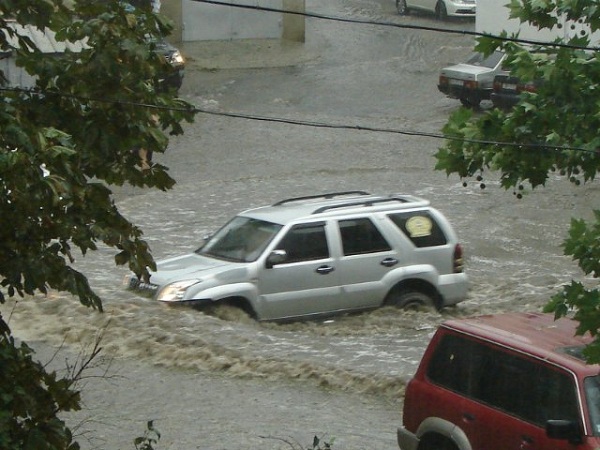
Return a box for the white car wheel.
[435,1,448,19]
[396,0,409,15]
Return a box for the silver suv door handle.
[316,265,335,275]
[380,258,398,267]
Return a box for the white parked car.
[396,0,476,20]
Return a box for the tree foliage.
[0,317,81,450]
[0,0,195,310]
[0,1,195,448]
[435,0,600,359]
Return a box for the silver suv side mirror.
[266,249,287,268]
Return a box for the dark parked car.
[122,1,185,92]
[155,39,185,92]
[491,73,541,109]
[438,51,507,107]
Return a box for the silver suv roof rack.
[273,191,370,206]
[312,196,409,214]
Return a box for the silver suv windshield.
[196,216,282,263]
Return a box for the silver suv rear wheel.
[386,288,435,310]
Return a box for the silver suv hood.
[150,253,237,285]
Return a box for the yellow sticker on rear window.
[406,216,432,238]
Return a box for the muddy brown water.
[3,0,598,448]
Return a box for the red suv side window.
[427,332,580,427]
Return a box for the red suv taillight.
[453,244,464,273]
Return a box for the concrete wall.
[282,0,305,42]
[163,0,305,43]
[0,53,36,88]
[1,22,87,88]
[476,0,600,45]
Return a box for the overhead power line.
[1,86,597,155]
[191,107,599,155]
[193,0,600,51]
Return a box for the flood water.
[3,0,598,448]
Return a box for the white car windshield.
[197,216,282,262]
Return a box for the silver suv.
[126,191,468,321]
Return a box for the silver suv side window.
[275,223,329,263]
[388,211,448,248]
[428,333,579,427]
[339,218,391,256]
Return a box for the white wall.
[1,54,36,88]
[182,0,283,42]
[476,0,600,45]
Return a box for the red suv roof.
[442,312,599,376]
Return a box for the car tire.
[386,288,436,310]
[435,0,448,20]
[460,97,481,108]
[418,434,458,450]
[396,0,409,15]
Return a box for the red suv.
[398,312,600,450]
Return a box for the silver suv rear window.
[388,211,448,247]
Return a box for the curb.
[179,38,318,71]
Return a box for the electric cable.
[1,85,598,155]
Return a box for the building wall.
[282,0,305,42]
[476,0,600,44]
[0,53,36,88]
[162,0,184,44]
[163,0,305,43]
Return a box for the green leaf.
[436,2,600,363]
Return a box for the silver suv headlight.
[156,279,200,302]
